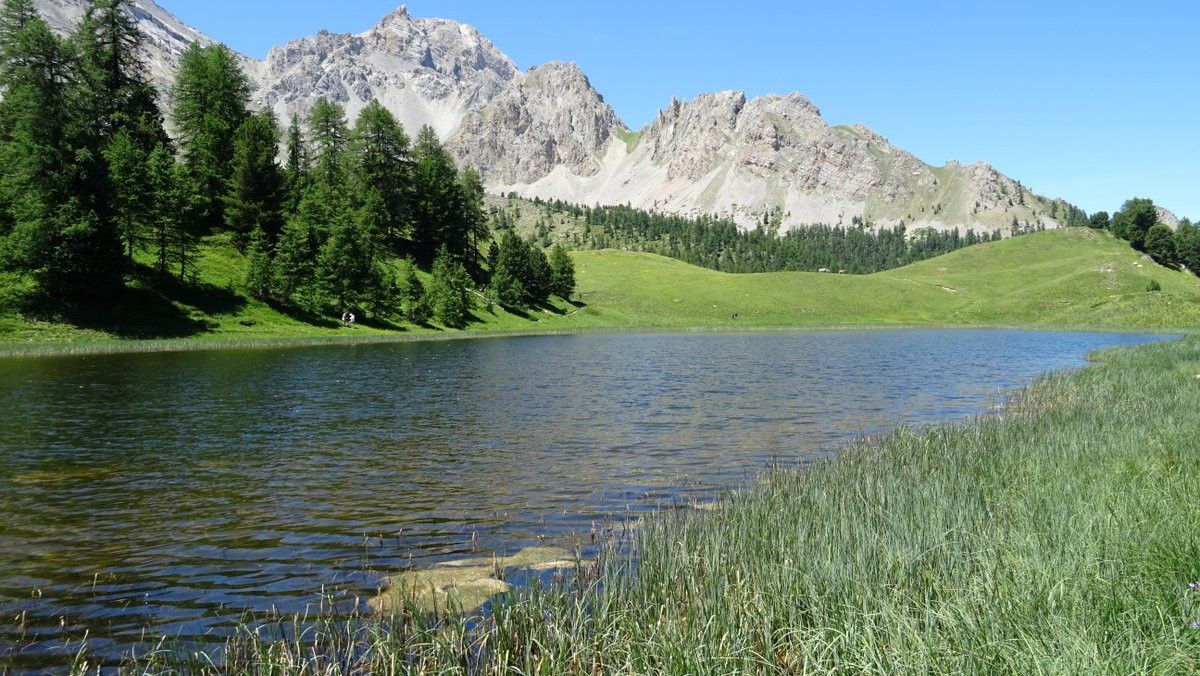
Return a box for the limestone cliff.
[446,61,622,184]
[33,0,1071,234]
[245,6,519,137]
[481,90,1057,233]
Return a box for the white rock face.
[33,0,223,104]
[33,0,1068,234]
[246,6,519,138]
[477,90,1057,233]
[446,61,623,183]
[1155,206,1181,229]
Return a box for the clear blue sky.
[158,1,1199,221]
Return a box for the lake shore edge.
[103,334,1200,673]
[1,320,1190,359]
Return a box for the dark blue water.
[0,329,1169,667]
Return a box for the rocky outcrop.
[33,0,223,104]
[446,61,622,184]
[32,0,1069,234]
[490,91,1058,233]
[246,6,519,137]
[1155,206,1181,229]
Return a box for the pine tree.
[350,100,411,251]
[224,109,284,247]
[282,114,309,220]
[0,0,124,299]
[411,125,463,265]
[171,43,250,230]
[166,159,202,281]
[486,264,525,310]
[307,98,349,190]
[74,0,167,263]
[270,217,321,306]
[548,243,576,300]
[397,257,430,324]
[1176,223,1200,275]
[525,243,552,304]
[145,143,179,277]
[316,218,374,314]
[1144,223,1177,267]
[1113,198,1158,250]
[103,127,151,257]
[428,245,472,327]
[458,167,489,275]
[73,0,163,141]
[243,225,272,299]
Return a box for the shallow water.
[0,329,1168,667]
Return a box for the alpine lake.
[0,329,1172,668]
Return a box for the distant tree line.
[0,0,574,327]
[507,199,1007,274]
[1091,198,1200,275]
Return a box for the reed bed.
[82,336,1200,674]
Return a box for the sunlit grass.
[3,228,1199,356]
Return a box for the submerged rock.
[371,546,577,614]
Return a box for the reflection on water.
[0,329,1167,666]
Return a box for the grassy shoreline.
[0,321,1189,359]
[5,228,1200,357]
[105,335,1200,674]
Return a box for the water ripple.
[0,329,1168,666]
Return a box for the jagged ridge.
[33,0,1074,234]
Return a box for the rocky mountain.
[245,6,519,137]
[458,85,1058,232]
[32,0,222,102]
[32,0,1070,234]
[445,61,623,184]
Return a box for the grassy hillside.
[0,228,1196,353]
[573,227,1200,329]
[877,227,1200,327]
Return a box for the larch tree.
[170,42,250,231]
[224,109,284,247]
[349,100,411,253]
[410,125,463,265]
[0,0,124,299]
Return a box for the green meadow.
[1,227,1197,355]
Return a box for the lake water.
[0,329,1169,667]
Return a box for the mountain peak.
[252,7,517,138]
[34,0,1063,235]
[447,60,624,184]
[381,5,411,22]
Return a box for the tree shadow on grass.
[260,298,342,329]
[357,315,408,332]
[36,286,213,339]
[500,305,533,320]
[150,273,247,317]
[526,298,587,317]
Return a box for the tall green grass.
[98,336,1200,674]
